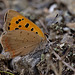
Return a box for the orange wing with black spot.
[4,10,45,39]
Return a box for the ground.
[0,0,75,75]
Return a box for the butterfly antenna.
[39,20,48,33]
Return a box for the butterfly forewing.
[4,10,45,39]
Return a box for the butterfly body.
[1,10,46,58]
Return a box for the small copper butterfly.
[1,10,46,58]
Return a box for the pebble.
[63,27,70,32]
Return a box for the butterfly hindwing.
[1,30,43,58]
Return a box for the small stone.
[49,4,58,13]
[63,27,70,32]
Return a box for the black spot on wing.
[18,25,21,27]
[22,18,24,20]
[9,23,11,25]
[18,19,21,22]
[15,28,19,30]
[31,28,34,31]
[36,32,38,34]
[8,27,10,30]
[16,21,19,24]
[25,23,29,28]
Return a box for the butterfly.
[1,10,46,58]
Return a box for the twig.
[39,20,48,33]
[61,46,71,60]
[59,61,62,75]
[50,61,59,75]
[52,51,75,72]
